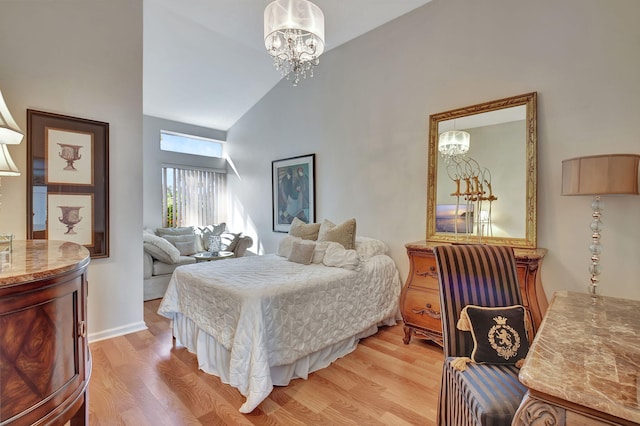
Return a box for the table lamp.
[561,154,640,300]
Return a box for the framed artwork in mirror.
[426,92,537,248]
[272,154,316,233]
[27,109,109,258]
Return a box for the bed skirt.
[170,312,398,413]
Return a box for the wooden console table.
[514,291,640,425]
[400,240,548,346]
[0,240,90,425]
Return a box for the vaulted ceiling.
[143,0,432,131]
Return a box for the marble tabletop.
[0,240,90,287]
[519,290,640,423]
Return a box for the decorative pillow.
[322,242,360,270]
[317,218,357,250]
[161,234,197,246]
[277,235,302,257]
[287,240,316,265]
[355,236,388,261]
[221,232,241,252]
[174,240,198,256]
[457,305,530,366]
[312,240,330,264]
[155,226,194,236]
[289,217,321,240]
[142,232,181,264]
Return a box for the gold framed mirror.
[426,92,537,248]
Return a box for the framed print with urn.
[27,109,109,258]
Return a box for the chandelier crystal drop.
[264,0,325,86]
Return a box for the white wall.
[0,0,144,340]
[227,0,640,301]
[142,115,226,229]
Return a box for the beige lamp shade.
[0,90,24,145]
[561,154,640,196]
[0,143,20,176]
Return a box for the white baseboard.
[88,321,148,343]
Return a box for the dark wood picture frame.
[272,154,316,233]
[27,109,109,258]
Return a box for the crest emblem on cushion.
[487,315,521,360]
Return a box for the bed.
[157,236,402,413]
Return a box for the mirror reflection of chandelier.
[438,130,470,159]
[264,0,325,86]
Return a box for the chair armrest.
[233,236,253,257]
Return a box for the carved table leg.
[402,325,412,344]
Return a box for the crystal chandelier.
[438,130,470,160]
[264,0,325,86]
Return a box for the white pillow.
[143,232,180,264]
[355,236,389,261]
[322,242,360,270]
[312,241,330,264]
[277,235,302,257]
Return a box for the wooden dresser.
[400,240,548,346]
[0,240,90,426]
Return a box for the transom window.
[160,130,223,158]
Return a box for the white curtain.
[162,167,227,227]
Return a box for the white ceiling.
[143,0,432,131]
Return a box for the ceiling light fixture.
[438,130,470,159]
[264,0,325,86]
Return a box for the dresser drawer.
[402,288,442,332]
[409,255,439,291]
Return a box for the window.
[160,130,223,158]
[162,166,226,227]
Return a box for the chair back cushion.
[434,244,522,358]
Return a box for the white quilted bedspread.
[158,253,401,412]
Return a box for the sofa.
[143,224,253,301]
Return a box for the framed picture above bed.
[272,154,315,232]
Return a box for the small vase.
[208,235,221,255]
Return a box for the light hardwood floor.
[88,299,444,425]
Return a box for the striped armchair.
[433,244,528,426]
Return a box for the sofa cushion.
[156,226,194,236]
[153,256,196,276]
[175,240,198,256]
[143,232,181,264]
[162,234,199,256]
